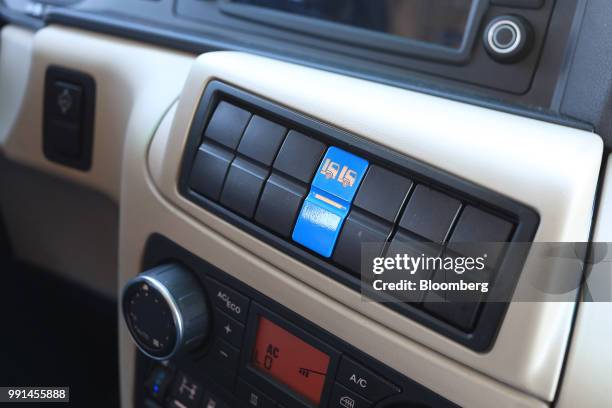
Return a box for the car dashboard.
[0,1,611,408]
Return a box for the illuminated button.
[311,147,369,204]
[292,190,349,258]
[144,365,173,403]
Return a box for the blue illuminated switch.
[292,147,369,257]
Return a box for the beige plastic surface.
[0,25,194,296]
[124,51,602,407]
[555,154,612,408]
[0,25,194,201]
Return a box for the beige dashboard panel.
[122,101,545,408]
[0,25,194,201]
[556,154,612,408]
[116,50,602,407]
[0,25,194,296]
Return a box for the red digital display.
[252,317,330,405]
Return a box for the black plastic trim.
[177,81,540,351]
[40,7,593,132]
[218,0,488,64]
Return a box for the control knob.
[122,263,209,360]
[483,15,533,63]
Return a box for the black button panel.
[43,66,96,171]
[180,83,539,351]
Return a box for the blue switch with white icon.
[292,147,369,257]
[311,146,369,203]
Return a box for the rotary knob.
[483,15,533,63]
[122,263,210,360]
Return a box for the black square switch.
[204,101,251,150]
[255,173,307,238]
[220,157,268,218]
[43,66,95,171]
[48,81,83,124]
[273,130,326,184]
[333,210,393,275]
[189,142,234,201]
[423,265,489,331]
[353,166,412,222]
[448,205,514,269]
[399,185,461,243]
[237,115,286,166]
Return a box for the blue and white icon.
[292,147,369,257]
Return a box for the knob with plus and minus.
[122,264,210,360]
[483,15,533,63]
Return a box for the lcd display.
[251,317,330,405]
[230,0,474,49]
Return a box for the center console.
[117,48,601,408]
[125,236,457,408]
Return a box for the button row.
[205,277,250,391]
[189,101,517,332]
[189,101,327,240]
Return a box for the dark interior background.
[0,217,120,408]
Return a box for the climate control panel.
[129,235,458,408]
